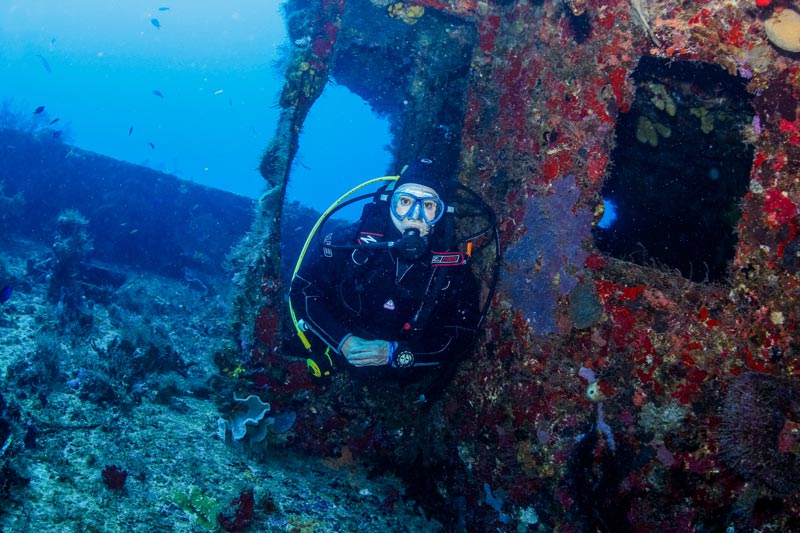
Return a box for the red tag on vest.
[431,251,465,266]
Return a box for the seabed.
[0,239,442,532]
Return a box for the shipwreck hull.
[235,0,800,529]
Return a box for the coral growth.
[6,332,65,404]
[101,464,128,490]
[720,372,800,495]
[75,331,189,407]
[219,394,271,445]
[217,394,296,446]
[764,9,800,53]
[46,208,95,330]
[502,174,592,334]
[218,488,255,532]
[48,209,93,301]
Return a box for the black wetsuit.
[290,215,479,370]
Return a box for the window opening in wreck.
[593,56,754,284]
[281,83,392,283]
[285,83,392,217]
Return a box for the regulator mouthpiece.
[396,229,427,261]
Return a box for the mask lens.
[391,193,444,224]
[392,193,416,218]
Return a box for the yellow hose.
[289,176,399,350]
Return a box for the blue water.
[597,197,618,229]
[0,0,392,206]
[289,85,392,214]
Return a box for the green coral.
[655,122,671,139]
[636,116,671,147]
[690,107,715,134]
[171,486,222,531]
[388,2,425,24]
[647,82,677,117]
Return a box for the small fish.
[128,126,134,136]
[35,53,51,73]
[148,142,155,149]
[34,105,45,114]
[129,229,139,234]
[151,18,161,29]
[52,131,62,139]
[213,89,224,95]
[158,6,170,11]
[49,37,57,49]
[152,89,164,98]
[49,118,60,125]
[228,97,233,107]
[0,285,12,304]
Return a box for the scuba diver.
[289,138,492,378]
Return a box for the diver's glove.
[341,335,394,367]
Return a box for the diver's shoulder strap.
[355,198,390,245]
[379,178,399,201]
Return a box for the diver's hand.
[341,336,391,366]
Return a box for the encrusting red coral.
[101,465,128,491]
[218,488,256,532]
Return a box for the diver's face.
[390,183,443,237]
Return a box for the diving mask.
[390,187,445,225]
